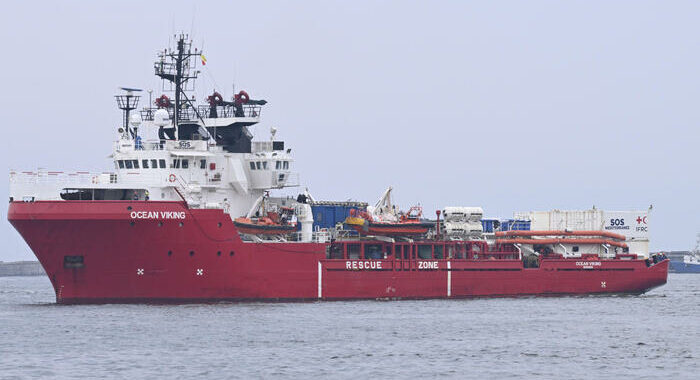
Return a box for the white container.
[444,221,483,237]
[443,207,484,222]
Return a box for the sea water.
[0,275,697,379]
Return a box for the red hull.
[8,201,668,304]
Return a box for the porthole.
[217,251,222,256]
[179,222,184,227]
[229,251,235,257]
[158,222,163,227]
[130,222,135,226]
[189,251,195,257]
[167,250,172,256]
[217,222,222,228]
[127,206,132,210]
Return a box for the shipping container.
[481,218,530,233]
[308,201,368,230]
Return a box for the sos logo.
[178,141,191,149]
[610,218,625,226]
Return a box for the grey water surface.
[0,275,698,379]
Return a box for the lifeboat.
[234,206,297,235]
[345,206,433,237]
[234,216,297,235]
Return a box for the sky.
[1,0,699,261]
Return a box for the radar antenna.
[115,87,141,138]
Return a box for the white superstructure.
[514,207,652,257]
[9,33,299,221]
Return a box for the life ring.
[234,90,250,104]
[208,91,223,106]
[156,94,171,108]
[168,174,177,183]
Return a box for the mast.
[174,37,183,131]
[154,33,201,140]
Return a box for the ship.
[669,253,700,273]
[666,234,700,273]
[7,34,669,304]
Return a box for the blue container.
[499,219,531,231]
[481,219,498,233]
[309,201,367,230]
[512,220,531,231]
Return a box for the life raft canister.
[168,174,177,182]
[207,91,224,106]
[234,90,250,104]
[156,94,171,108]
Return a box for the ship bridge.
[10,33,300,219]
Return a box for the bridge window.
[182,159,189,169]
[125,160,133,169]
[249,162,256,170]
[118,160,125,169]
[172,159,180,169]
[159,159,166,168]
[255,162,261,170]
[276,161,281,170]
[132,160,139,169]
[283,161,289,170]
[200,159,206,169]
[142,159,149,169]
[262,161,268,170]
[151,159,158,169]
[572,246,579,253]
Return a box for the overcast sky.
[1,0,699,261]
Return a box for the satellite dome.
[129,113,142,127]
[154,108,170,127]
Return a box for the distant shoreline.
[0,261,45,277]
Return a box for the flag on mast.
[200,54,207,66]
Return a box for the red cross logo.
[636,216,647,224]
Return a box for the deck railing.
[140,104,262,121]
[9,170,118,185]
